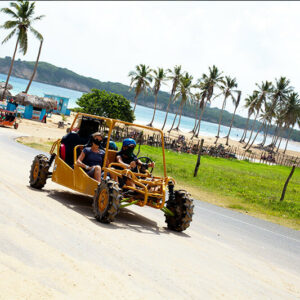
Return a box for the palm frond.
[0,7,19,19]
[29,26,43,40]
[1,28,16,44]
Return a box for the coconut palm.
[225,90,241,145]
[25,38,43,93]
[193,65,224,138]
[169,72,194,132]
[215,76,237,144]
[147,67,167,127]
[239,95,255,143]
[280,92,300,153]
[244,81,273,148]
[268,77,293,147]
[128,64,153,112]
[0,0,44,100]
[246,101,272,150]
[161,65,182,131]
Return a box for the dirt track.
[0,127,300,299]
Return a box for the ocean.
[1,73,299,152]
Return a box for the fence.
[100,124,300,168]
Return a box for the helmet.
[109,141,118,150]
[122,138,136,147]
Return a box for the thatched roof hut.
[15,92,57,110]
[0,82,13,90]
[0,88,12,99]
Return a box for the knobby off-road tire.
[165,190,194,232]
[93,180,121,223]
[29,154,50,189]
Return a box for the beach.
[14,112,300,159]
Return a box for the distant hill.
[0,56,299,142]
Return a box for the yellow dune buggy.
[29,113,194,232]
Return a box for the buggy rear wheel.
[93,180,121,223]
[29,154,50,189]
[165,190,194,232]
[14,122,18,129]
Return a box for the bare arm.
[76,152,92,171]
[116,155,131,169]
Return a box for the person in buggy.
[111,138,155,187]
[76,132,106,183]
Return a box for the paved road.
[0,127,299,299]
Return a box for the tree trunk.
[168,103,181,132]
[240,115,250,142]
[261,123,270,146]
[225,105,238,145]
[276,126,286,153]
[244,111,259,148]
[1,36,19,101]
[148,92,158,127]
[133,94,138,112]
[215,95,227,144]
[161,92,173,130]
[190,102,200,133]
[280,165,296,201]
[194,100,208,138]
[194,139,204,177]
[174,101,184,131]
[283,127,293,154]
[246,121,265,150]
[25,39,43,94]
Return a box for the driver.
[111,138,155,187]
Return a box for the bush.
[76,89,135,122]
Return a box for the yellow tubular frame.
[53,112,175,209]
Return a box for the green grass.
[19,139,300,229]
[136,145,300,226]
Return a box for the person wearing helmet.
[111,138,155,187]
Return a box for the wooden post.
[280,165,296,201]
[193,139,204,177]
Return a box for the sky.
[0,1,300,119]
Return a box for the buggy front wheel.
[165,190,194,232]
[93,180,121,223]
[29,154,50,189]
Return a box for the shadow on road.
[28,186,190,238]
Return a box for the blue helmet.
[122,138,136,147]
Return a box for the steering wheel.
[137,156,154,174]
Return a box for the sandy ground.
[12,112,300,158]
[0,126,300,299]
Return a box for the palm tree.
[128,64,153,112]
[246,101,272,150]
[225,90,241,145]
[215,76,237,144]
[171,72,194,131]
[281,92,300,153]
[193,65,223,138]
[239,95,255,143]
[268,77,293,147]
[161,65,182,130]
[148,67,167,127]
[244,81,273,148]
[25,38,43,93]
[0,0,45,100]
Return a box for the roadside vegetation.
[18,138,300,229]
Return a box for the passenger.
[111,138,155,187]
[76,132,105,183]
